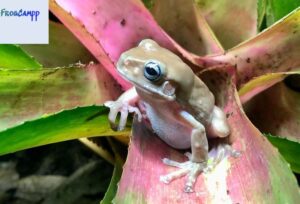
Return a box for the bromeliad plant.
[0,0,300,203]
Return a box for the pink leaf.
[115,67,300,203]
[238,72,289,103]
[245,77,300,143]
[207,8,300,90]
[50,0,216,89]
[196,0,258,49]
[151,0,224,55]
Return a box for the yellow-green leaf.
[0,106,129,156]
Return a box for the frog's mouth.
[138,81,176,101]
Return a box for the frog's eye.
[144,61,163,81]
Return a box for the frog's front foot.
[160,152,207,193]
[104,101,142,131]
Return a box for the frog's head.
[117,39,194,101]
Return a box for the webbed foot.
[160,152,206,193]
[160,144,240,193]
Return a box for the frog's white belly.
[142,101,192,149]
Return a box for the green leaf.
[0,65,121,131]
[265,134,300,173]
[21,21,95,68]
[266,0,300,26]
[257,0,267,29]
[142,0,154,9]
[0,45,41,69]
[101,153,123,204]
[0,106,130,156]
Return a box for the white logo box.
[0,0,48,44]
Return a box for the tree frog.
[105,39,230,193]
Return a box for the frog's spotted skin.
[105,39,230,192]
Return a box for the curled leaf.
[238,72,297,103]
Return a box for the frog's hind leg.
[207,106,230,138]
[160,111,209,193]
